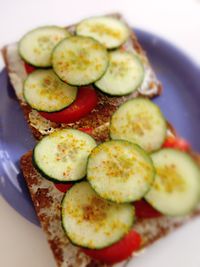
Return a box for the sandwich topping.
[19,26,70,67]
[7,14,200,265]
[76,16,130,49]
[110,98,167,152]
[52,36,109,86]
[95,50,144,95]
[62,182,134,249]
[31,96,200,264]
[24,69,77,112]
[5,15,162,136]
[145,149,200,216]
[87,140,155,203]
[33,129,96,182]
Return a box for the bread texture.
[20,128,200,267]
[2,13,162,141]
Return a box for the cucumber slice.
[19,26,70,67]
[87,140,155,203]
[95,51,144,95]
[33,129,96,182]
[24,69,77,112]
[110,98,167,152]
[62,181,135,249]
[52,36,108,86]
[76,16,130,49]
[145,149,200,216]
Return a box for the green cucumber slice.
[24,69,77,112]
[62,181,134,249]
[33,129,96,182]
[52,36,108,86]
[95,51,144,95]
[76,16,130,49]
[87,140,155,203]
[19,26,70,67]
[145,149,200,216]
[110,98,167,152]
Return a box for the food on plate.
[134,199,162,219]
[2,13,162,140]
[95,50,144,95]
[52,36,109,86]
[76,16,130,49]
[62,182,135,249]
[2,11,199,267]
[33,129,96,182]
[145,148,200,216]
[163,136,190,151]
[39,86,98,123]
[23,69,77,112]
[81,229,141,264]
[20,98,200,267]
[110,98,167,152]
[87,140,155,203]
[18,26,71,67]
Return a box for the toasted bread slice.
[2,14,162,141]
[20,126,200,267]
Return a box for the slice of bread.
[20,127,200,267]
[2,13,162,141]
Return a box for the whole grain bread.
[20,126,200,267]
[2,13,162,141]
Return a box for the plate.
[0,29,200,226]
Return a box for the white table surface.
[0,0,200,266]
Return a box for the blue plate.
[0,29,200,226]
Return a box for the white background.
[0,0,200,266]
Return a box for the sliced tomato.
[134,199,162,219]
[81,230,141,264]
[54,183,73,193]
[24,62,36,74]
[163,136,190,152]
[40,86,98,123]
[79,127,94,135]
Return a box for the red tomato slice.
[24,62,36,74]
[81,230,141,264]
[40,86,98,123]
[134,199,162,219]
[54,183,73,193]
[163,136,190,152]
[79,127,94,135]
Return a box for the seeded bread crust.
[2,13,162,141]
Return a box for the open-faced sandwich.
[2,14,162,141]
[2,13,200,267]
[20,98,200,267]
